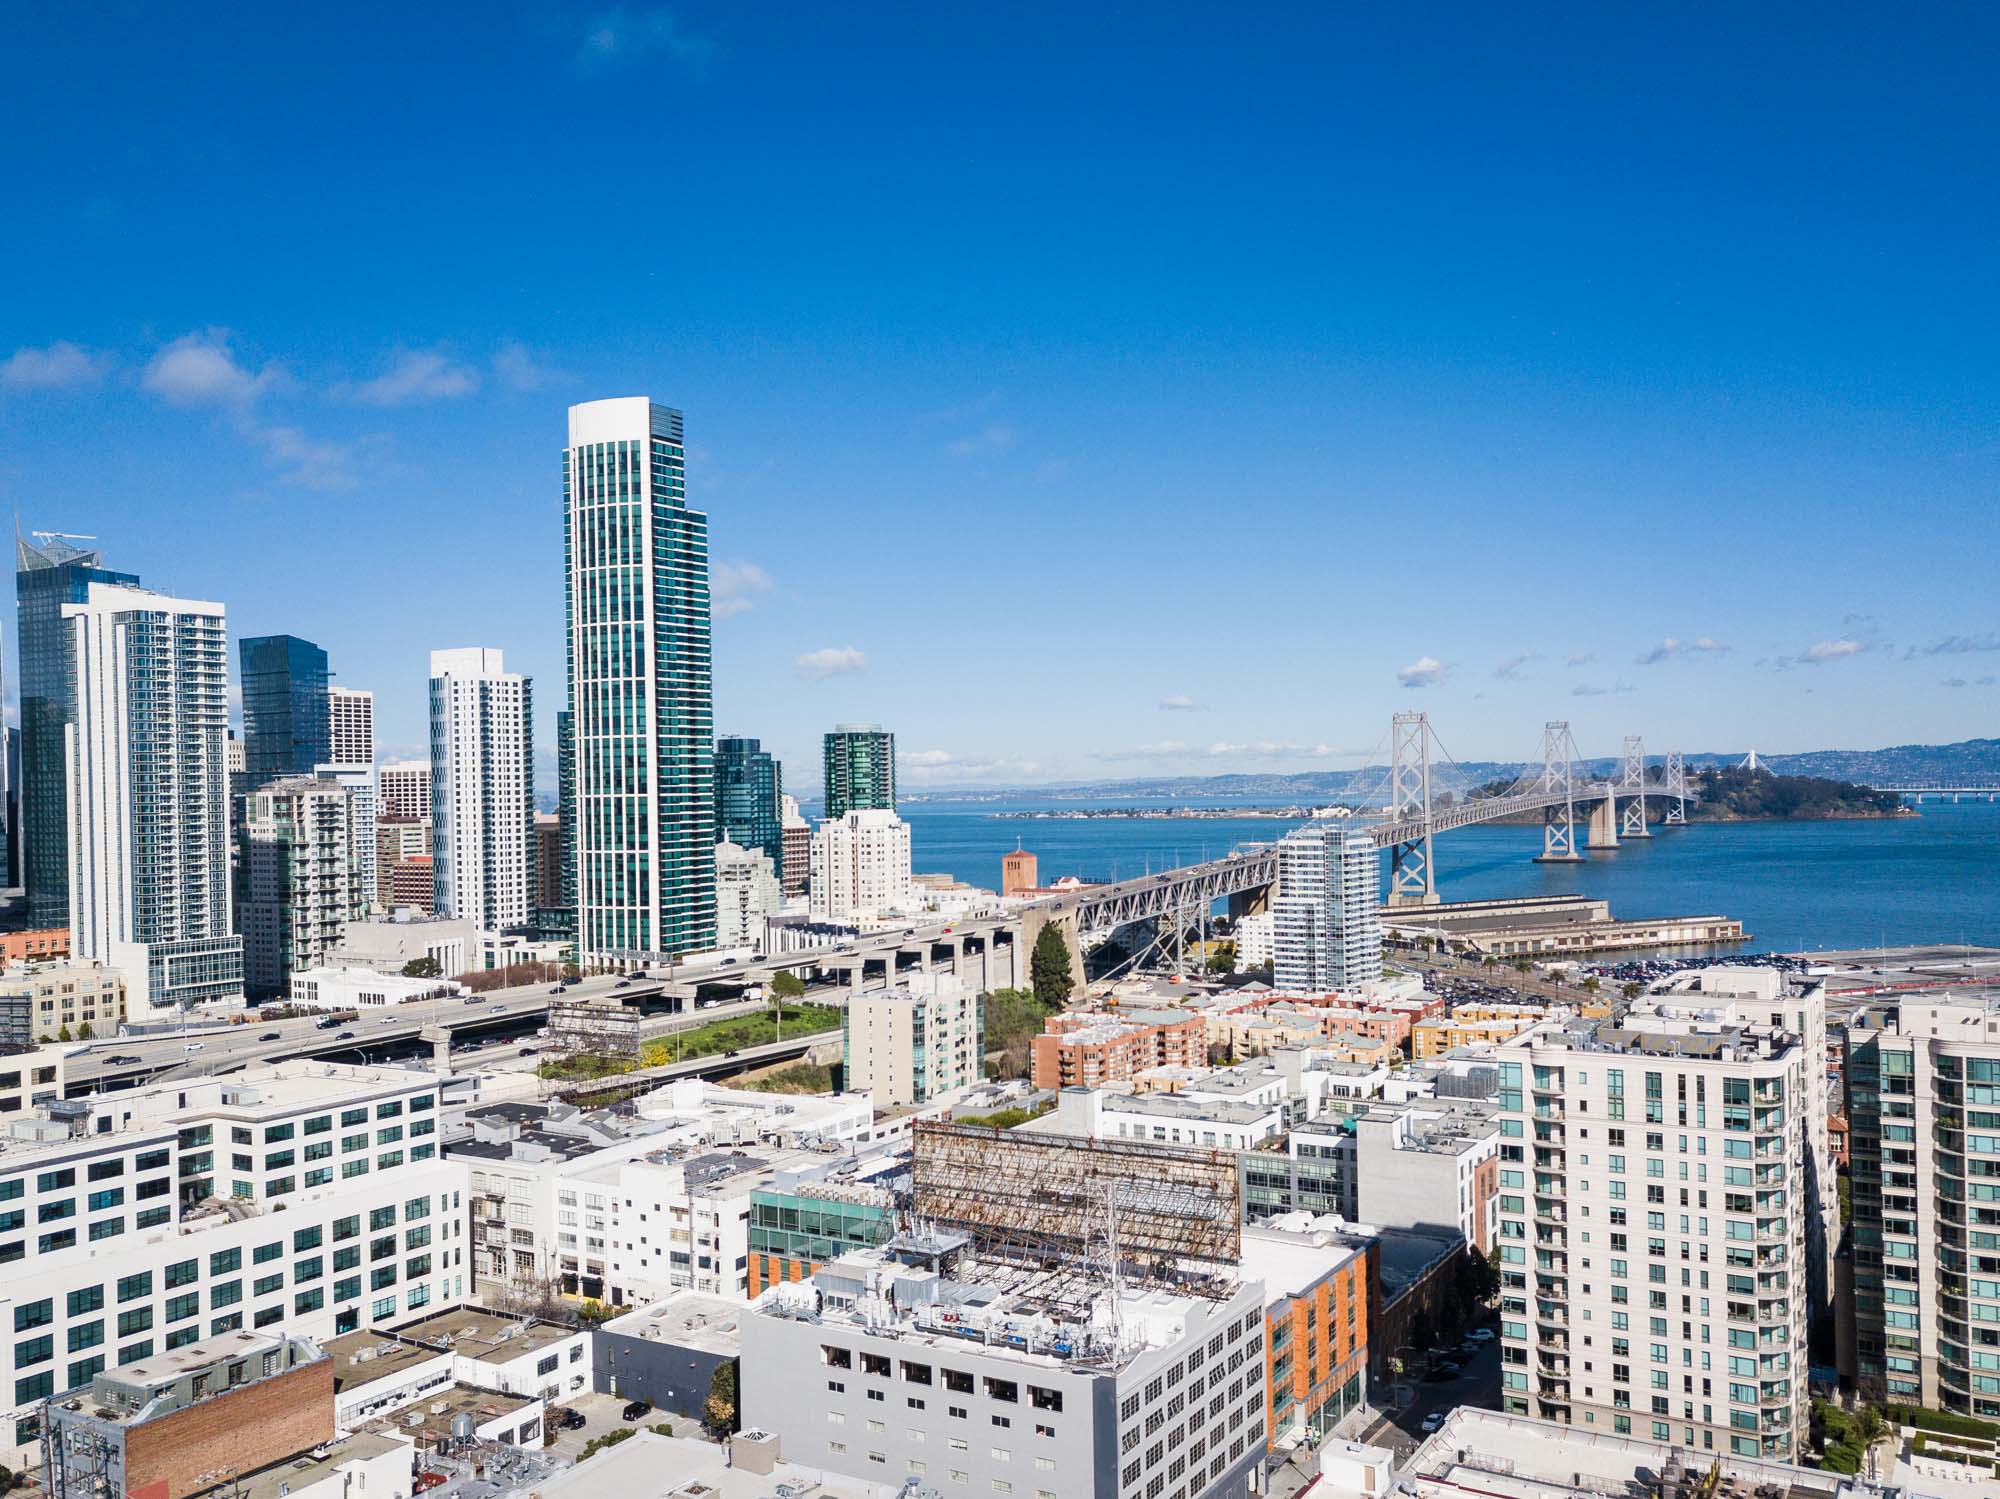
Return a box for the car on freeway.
[316,1017,344,1030]
[106,1053,141,1065]
[520,1046,539,1056]
[490,1004,505,1012]
[721,957,736,966]
[337,1031,355,1040]
[378,1016,396,1024]
[184,1042,204,1053]
[549,985,563,995]
[259,1031,281,1041]
[615,979,632,988]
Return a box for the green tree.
[77,1021,93,1040]
[770,969,806,1000]
[1622,981,1643,1000]
[1203,942,1236,976]
[1580,976,1601,995]
[1030,924,1075,1008]
[56,1024,71,1043]
[402,956,442,979]
[706,1360,740,1435]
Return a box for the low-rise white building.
[715,840,782,951]
[331,914,475,977]
[290,966,461,1010]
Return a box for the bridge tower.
[1534,721,1584,863]
[1619,734,1652,839]
[1387,711,1438,906]
[1662,750,1687,826]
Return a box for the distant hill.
[899,738,2000,800]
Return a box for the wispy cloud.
[1492,653,1539,681]
[1565,652,1594,668]
[1638,635,1729,665]
[1090,741,1191,762]
[493,341,566,392]
[142,330,355,489]
[572,7,716,72]
[1158,695,1204,712]
[1206,741,1337,760]
[346,348,478,406]
[1917,633,2000,657]
[1803,638,1864,663]
[795,646,867,681]
[711,560,773,619]
[947,424,1015,458]
[900,750,1041,783]
[1571,681,1635,697]
[0,340,109,392]
[1397,656,1449,689]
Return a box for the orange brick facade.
[123,1359,335,1499]
[1264,1241,1374,1447]
[0,929,68,964]
[1030,1011,1209,1090]
[746,1253,814,1297]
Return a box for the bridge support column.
[418,1025,451,1070]
[1662,750,1687,827]
[1535,721,1584,863]
[1227,887,1271,920]
[1619,735,1652,839]
[1388,711,1439,906]
[1587,786,1621,851]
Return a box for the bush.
[577,1428,636,1462]
[1886,1404,2000,1442]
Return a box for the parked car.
[1420,1412,1445,1434]
[621,1400,652,1422]
[552,1407,586,1431]
[258,1031,281,1041]
[1467,1327,1495,1343]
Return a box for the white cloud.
[1802,638,1865,664]
[1158,694,1203,712]
[1089,741,1192,762]
[252,425,358,491]
[1638,635,1729,665]
[711,560,773,619]
[348,348,478,406]
[899,750,1041,783]
[795,646,867,681]
[573,8,716,71]
[493,341,565,392]
[1397,656,1449,689]
[0,341,108,392]
[1689,636,1729,654]
[947,424,1016,458]
[141,330,281,410]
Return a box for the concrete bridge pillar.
[419,1025,451,1070]
[1586,787,1621,851]
[1227,885,1273,921]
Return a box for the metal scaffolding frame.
[910,1122,1241,1299]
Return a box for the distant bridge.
[1875,783,2000,800]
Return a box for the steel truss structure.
[1387,711,1438,906]
[1071,853,1277,931]
[1619,734,1652,839]
[911,1122,1241,1296]
[1663,749,1688,825]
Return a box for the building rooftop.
[217,1431,411,1499]
[528,1430,886,1499]
[395,1308,577,1360]
[323,1330,448,1395]
[1240,1223,1371,1305]
[1398,1407,1880,1499]
[603,1290,745,1355]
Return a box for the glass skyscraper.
[822,723,895,820]
[15,534,140,929]
[564,398,715,966]
[715,735,783,867]
[239,635,331,790]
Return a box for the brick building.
[1242,1224,1375,1448]
[42,1330,334,1499]
[1029,1008,1209,1089]
[0,930,68,965]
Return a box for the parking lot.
[1364,1330,1502,1458]
[539,1390,692,1460]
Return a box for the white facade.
[327,686,375,766]
[379,759,431,821]
[1272,816,1381,994]
[428,648,533,933]
[843,980,982,1106]
[1492,995,1825,1461]
[714,840,781,951]
[0,1061,468,1470]
[808,809,913,923]
[1235,910,1274,968]
[315,761,380,910]
[63,582,242,1016]
[289,965,458,1010]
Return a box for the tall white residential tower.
[428,648,533,934]
[327,684,375,765]
[1272,815,1382,992]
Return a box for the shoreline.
[981,805,1913,824]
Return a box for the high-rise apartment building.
[236,776,360,996]
[714,735,782,867]
[378,759,431,821]
[376,817,434,914]
[533,812,564,912]
[808,809,912,923]
[778,793,810,898]
[428,648,533,933]
[16,535,139,929]
[327,685,375,765]
[714,840,781,950]
[1272,816,1382,993]
[564,398,715,966]
[1844,995,2000,1414]
[313,762,380,910]
[239,635,330,790]
[1492,978,1831,1462]
[555,707,576,918]
[821,723,894,820]
[66,582,243,1015]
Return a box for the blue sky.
[2,3,1995,792]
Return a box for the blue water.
[901,799,2000,954]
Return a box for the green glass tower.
[714,735,782,867]
[822,723,895,820]
[564,398,715,966]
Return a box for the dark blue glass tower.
[239,635,331,791]
[714,735,783,867]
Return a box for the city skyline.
[2,7,1996,789]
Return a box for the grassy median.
[537,1003,843,1081]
